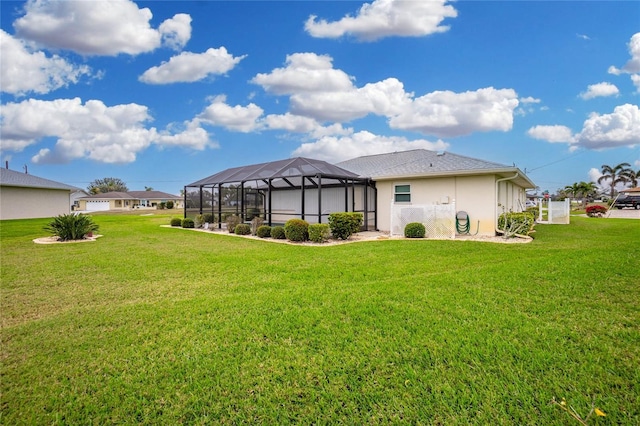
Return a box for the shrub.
[251,216,264,235]
[284,219,309,242]
[328,212,363,240]
[194,214,205,228]
[165,200,174,209]
[226,215,241,233]
[44,213,99,241]
[181,218,195,228]
[404,222,426,238]
[203,213,215,224]
[158,202,166,210]
[170,217,182,227]
[256,225,272,238]
[271,226,286,239]
[498,211,535,238]
[308,223,331,243]
[586,205,607,217]
[235,223,251,235]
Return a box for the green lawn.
[1,214,638,425]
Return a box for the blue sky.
[1,0,639,195]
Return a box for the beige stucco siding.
[0,186,71,220]
[374,174,526,236]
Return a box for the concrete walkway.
[606,209,640,219]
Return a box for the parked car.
[613,195,640,209]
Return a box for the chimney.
[5,161,8,169]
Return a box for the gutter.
[495,173,519,235]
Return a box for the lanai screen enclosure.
[184,157,376,230]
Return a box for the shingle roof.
[81,191,181,200]
[0,168,78,191]
[336,149,516,178]
[127,191,181,199]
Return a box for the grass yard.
[1,214,639,424]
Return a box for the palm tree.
[597,163,634,198]
[564,181,599,207]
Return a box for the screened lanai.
[184,157,377,230]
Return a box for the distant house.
[0,168,79,220]
[337,149,536,236]
[78,191,183,211]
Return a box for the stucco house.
[337,149,535,236]
[0,168,78,220]
[185,149,535,237]
[78,191,183,211]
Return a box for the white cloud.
[251,53,354,95]
[520,96,541,104]
[292,131,449,163]
[305,0,457,41]
[631,74,640,92]
[198,95,264,133]
[588,167,602,184]
[159,13,192,50]
[0,98,211,164]
[389,87,519,137]
[609,32,640,76]
[0,30,92,95]
[577,104,640,149]
[527,104,640,149]
[140,48,246,84]
[291,78,411,122]
[13,0,191,56]
[263,113,353,139]
[527,125,576,143]
[579,82,619,100]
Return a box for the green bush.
[158,202,166,210]
[328,212,363,240]
[308,223,331,243]
[203,213,214,223]
[256,225,271,238]
[235,223,251,235]
[404,222,426,238]
[284,219,309,242]
[181,218,195,228]
[271,226,286,239]
[194,214,205,228]
[165,200,174,209]
[170,217,182,227]
[498,211,535,237]
[226,215,241,233]
[44,213,99,241]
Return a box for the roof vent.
[436,151,445,156]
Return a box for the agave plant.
[44,213,99,241]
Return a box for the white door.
[86,201,110,211]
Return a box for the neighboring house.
[620,187,640,196]
[78,191,183,211]
[71,189,91,211]
[337,149,536,236]
[0,168,79,220]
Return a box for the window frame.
[394,183,411,203]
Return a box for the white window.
[394,184,411,203]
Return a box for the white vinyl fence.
[390,202,456,238]
[538,198,570,224]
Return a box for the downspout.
[495,173,519,234]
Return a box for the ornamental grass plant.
[2,214,639,424]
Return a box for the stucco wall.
[0,186,71,220]
[374,175,526,236]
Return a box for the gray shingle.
[0,168,78,191]
[336,149,512,178]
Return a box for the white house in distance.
[78,191,183,212]
[0,168,78,220]
[337,149,536,236]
